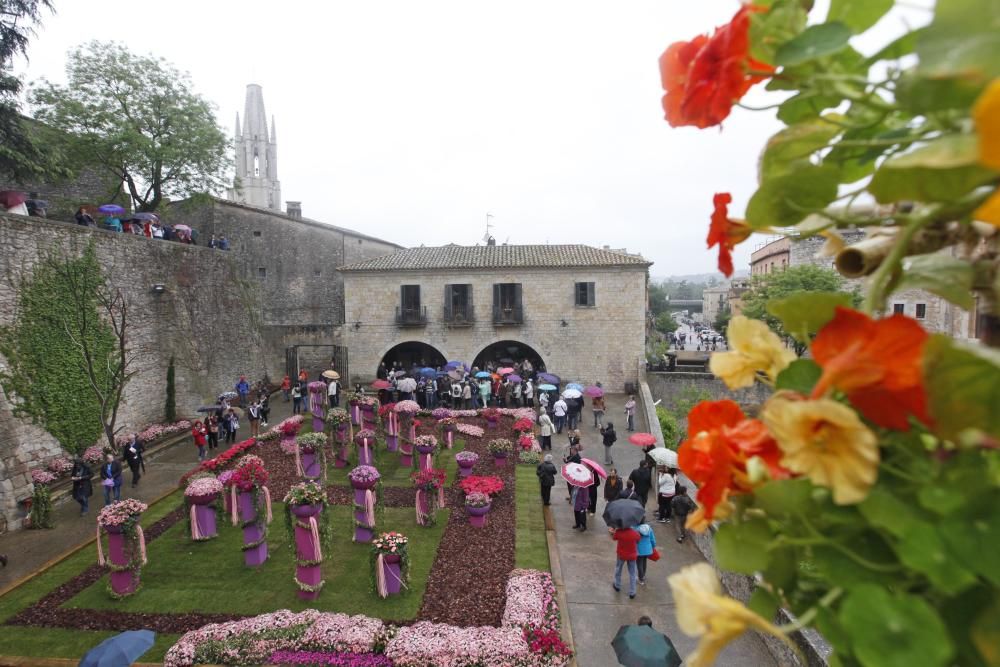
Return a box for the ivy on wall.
[0,242,115,454]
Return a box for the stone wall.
[0,165,127,223]
[343,266,648,389]
[167,198,400,379]
[0,212,266,531]
[647,371,771,416]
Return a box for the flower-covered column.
[185,476,223,541]
[349,395,362,426]
[96,498,148,598]
[230,455,272,567]
[278,416,303,455]
[349,466,380,543]
[411,468,445,527]
[382,405,399,452]
[455,451,479,478]
[361,397,379,431]
[395,401,420,468]
[328,409,351,467]
[296,433,327,480]
[355,430,377,467]
[414,435,438,471]
[440,418,456,449]
[372,532,409,599]
[284,482,329,601]
[308,382,327,434]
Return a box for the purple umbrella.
[98,204,127,216]
[508,374,523,383]
[584,385,604,397]
[538,372,560,384]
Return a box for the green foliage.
[0,244,115,454]
[923,336,1000,441]
[29,484,53,529]
[655,405,680,449]
[31,41,230,212]
[654,312,678,335]
[165,356,176,422]
[713,304,731,336]
[664,387,713,428]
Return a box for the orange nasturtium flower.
[659,5,774,129]
[811,307,930,431]
[707,193,753,277]
[973,79,1000,227]
[677,399,789,526]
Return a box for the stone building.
[750,236,790,275]
[227,84,281,210]
[702,283,730,325]
[339,244,651,390]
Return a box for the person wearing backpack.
[671,485,697,543]
[635,521,657,587]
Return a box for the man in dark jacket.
[71,456,93,515]
[628,460,652,507]
[536,454,557,505]
[122,434,144,488]
[100,454,123,505]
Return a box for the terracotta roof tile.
[339,244,650,272]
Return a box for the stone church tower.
[228,84,281,210]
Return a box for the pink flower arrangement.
[413,435,438,451]
[464,491,491,508]
[217,470,235,488]
[502,569,561,633]
[82,445,105,465]
[384,623,533,667]
[269,650,392,667]
[456,424,484,438]
[455,451,479,465]
[431,407,452,420]
[354,429,378,444]
[278,415,305,437]
[348,466,381,485]
[230,454,269,491]
[47,456,73,476]
[97,498,148,528]
[512,418,534,433]
[116,420,192,446]
[481,408,501,421]
[394,400,420,414]
[300,613,387,653]
[30,469,57,485]
[298,432,328,452]
[449,409,480,418]
[308,381,328,394]
[184,477,223,498]
[371,531,408,555]
[499,408,536,421]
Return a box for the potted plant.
[278,416,303,452]
[295,432,328,479]
[395,400,421,465]
[283,481,331,600]
[512,417,534,435]
[230,454,272,567]
[488,438,514,466]
[482,407,501,428]
[413,435,438,471]
[326,408,352,465]
[379,402,399,452]
[410,468,446,526]
[96,498,148,598]
[455,450,479,478]
[184,475,223,541]
[358,395,380,429]
[349,465,381,543]
[28,469,56,529]
[371,531,410,598]
[458,475,505,498]
[439,416,458,448]
[465,491,492,527]
[354,429,378,466]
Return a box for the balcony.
[444,303,475,327]
[395,306,427,327]
[492,304,524,326]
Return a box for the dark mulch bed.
[6,415,525,633]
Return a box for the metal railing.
[492,304,523,325]
[395,306,427,326]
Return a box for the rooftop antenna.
[482,212,494,243]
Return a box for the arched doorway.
[471,340,546,373]
[378,341,447,376]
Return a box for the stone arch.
[470,339,546,373]
[376,340,448,376]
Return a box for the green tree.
[714,304,732,336]
[31,42,230,211]
[654,311,678,336]
[741,265,859,355]
[165,355,176,422]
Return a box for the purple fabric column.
[445,430,453,448]
[382,556,402,595]
[350,403,361,425]
[293,506,323,600]
[458,462,474,478]
[195,504,217,539]
[467,504,490,528]
[301,451,321,478]
[386,434,398,452]
[353,487,373,543]
[238,491,268,566]
[108,529,140,596]
[335,444,349,468]
[358,441,373,466]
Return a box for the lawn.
[66,504,447,619]
[324,438,466,488]
[515,465,550,571]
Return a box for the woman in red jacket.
[192,420,208,461]
[611,526,640,599]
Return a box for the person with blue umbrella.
[612,616,682,667]
[79,629,156,667]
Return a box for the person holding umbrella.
[563,461,593,531]
[588,383,606,428]
[628,460,653,508]
[671,485,697,543]
[611,618,682,667]
[538,409,555,451]
[624,395,637,431]
[536,454,557,505]
[657,467,678,523]
[634,520,657,587]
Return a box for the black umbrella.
[197,405,223,413]
[612,625,682,667]
[602,499,645,529]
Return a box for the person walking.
[235,375,250,408]
[592,387,605,428]
[611,525,640,599]
[291,384,303,415]
[122,434,144,488]
[571,482,589,531]
[247,401,262,437]
[223,409,239,444]
[588,468,601,515]
[635,521,657,586]
[100,454,123,505]
[657,467,678,523]
[563,445,582,502]
[538,410,555,451]
[628,460,653,507]
[70,456,93,516]
[536,454,557,505]
[327,377,340,408]
[260,393,270,427]
[671,485,697,543]
[553,396,568,434]
[600,422,617,465]
[619,479,639,500]
[567,396,581,431]
[604,468,623,502]
[192,420,208,461]
[524,379,534,408]
[207,416,220,450]
[624,395,637,431]
[281,375,292,402]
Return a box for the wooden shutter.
[588,282,595,307]
[444,284,452,320]
[514,283,523,314]
[493,283,501,313]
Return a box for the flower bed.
[115,420,192,446]
[179,438,258,484]
[456,424,484,438]
[393,401,420,414]
[30,469,57,485]
[269,650,394,666]
[458,476,504,497]
[184,477,222,498]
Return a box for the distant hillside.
[652,270,747,283]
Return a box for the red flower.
[512,418,534,433]
[458,475,505,497]
[677,400,788,522]
[707,193,752,277]
[811,307,930,430]
[659,5,774,129]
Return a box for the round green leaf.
[775,359,822,394]
[714,519,773,574]
[840,585,955,667]
[746,164,840,229]
[761,118,844,180]
[923,335,1000,442]
[776,22,853,67]
[828,0,893,33]
[766,290,853,343]
[868,135,998,204]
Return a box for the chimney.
[286,201,302,219]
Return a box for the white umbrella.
[561,388,582,399]
[561,462,594,487]
[397,377,417,393]
[647,447,678,467]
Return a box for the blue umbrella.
[475,371,492,379]
[538,372,560,384]
[97,204,126,216]
[445,360,465,369]
[79,629,156,667]
[538,383,557,391]
[566,383,584,391]
[419,367,437,377]
[612,624,682,667]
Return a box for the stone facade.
[750,236,791,275]
[0,212,266,531]
[168,197,401,380]
[341,255,649,390]
[228,84,281,210]
[701,284,730,325]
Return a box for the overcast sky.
[14,1,930,278]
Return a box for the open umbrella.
[584,385,604,397]
[448,369,465,381]
[218,391,238,400]
[0,190,27,209]
[498,367,515,375]
[562,388,583,399]
[196,405,223,413]
[538,372,560,384]
[174,223,192,233]
[566,382,584,391]
[628,433,657,447]
[538,383,557,392]
[508,374,523,383]
[80,629,157,667]
[131,212,159,221]
[371,379,392,390]
[561,462,595,487]
[322,369,340,380]
[419,367,437,377]
[475,371,492,379]
[611,624,682,667]
[603,498,645,528]
[580,457,608,479]
[647,447,678,468]
[98,204,126,215]
[397,377,417,393]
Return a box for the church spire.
[270,115,276,143]
[226,84,281,210]
[235,112,241,139]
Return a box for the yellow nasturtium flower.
[669,563,793,667]
[974,78,1000,170]
[709,316,795,389]
[974,190,1000,228]
[762,396,879,505]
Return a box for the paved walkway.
[549,393,777,667]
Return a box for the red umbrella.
[580,457,608,479]
[371,379,392,390]
[584,385,604,397]
[628,432,657,447]
[561,462,594,487]
[0,191,27,209]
